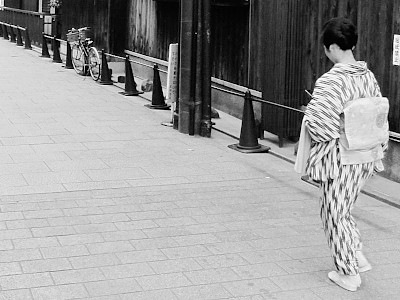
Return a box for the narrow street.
[0,39,400,299]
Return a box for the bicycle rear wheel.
[71,43,86,75]
[88,47,101,81]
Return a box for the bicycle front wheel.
[71,44,86,75]
[88,47,101,81]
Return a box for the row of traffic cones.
[0,22,32,50]
[43,39,262,147]
[38,33,167,109]
[4,24,267,148]
[39,33,169,110]
[101,54,169,109]
[40,33,76,71]
[4,24,265,148]
[40,34,62,64]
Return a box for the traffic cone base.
[228,143,270,153]
[119,90,143,96]
[228,90,270,154]
[144,103,169,110]
[101,81,114,86]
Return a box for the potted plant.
[49,0,62,14]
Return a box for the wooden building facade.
[260,0,400,139]
[59,0,127,55]
[125,0,400,182]
[2,0,400,135]
[3,0,45,12]
[124,0,400,137]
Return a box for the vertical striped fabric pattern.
[305,62,381,182]
[304,62,382,275]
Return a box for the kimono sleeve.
[304,74,344,142]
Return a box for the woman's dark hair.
[321,17,358,50]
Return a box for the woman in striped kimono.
[304,18,387,291]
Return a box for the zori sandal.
[328,271,361,292]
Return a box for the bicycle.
[66,27,101,81]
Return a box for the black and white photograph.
[0,0,399,299]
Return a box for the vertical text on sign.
[166,43,179,103]
[393,34,400,66]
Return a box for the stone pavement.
[1,39,400,300]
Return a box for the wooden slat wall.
[3,0,20,9]
[247,0,263,90]
[59,0,398,134]
[210,5,249,85]
[126,0,248,79]
[357,0,400,133]
[60,0,109,51]
[155,1,179,60]
[284,0,307,137]
[3,0,400,134]
[127,0,179,60]
[260,0,289,139]
[109,0,128,55]
[21,0,38,11]
[316,0,399,134]
[127,0,157,57]
[260,0,400,137]
[389,1,400,128]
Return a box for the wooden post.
[178,0,212,136]
[200,0,212,137]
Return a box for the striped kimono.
[304,62,386,275]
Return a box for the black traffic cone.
[228,91,270,153]
[99,50,113,85]
[52,37,62,63]
[16,27,23,46]
[119,56,142,96]
[145,64,169,110]
[24,27,32,50]
[41,34,50,58]
[2,24,8,40]
[9,25,16,43]
[64,42,73,69]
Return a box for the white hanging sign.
[166,43,179,103]
[393,34,400,66]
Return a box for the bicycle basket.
[66,29,79,43]
[78,27,92,40]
